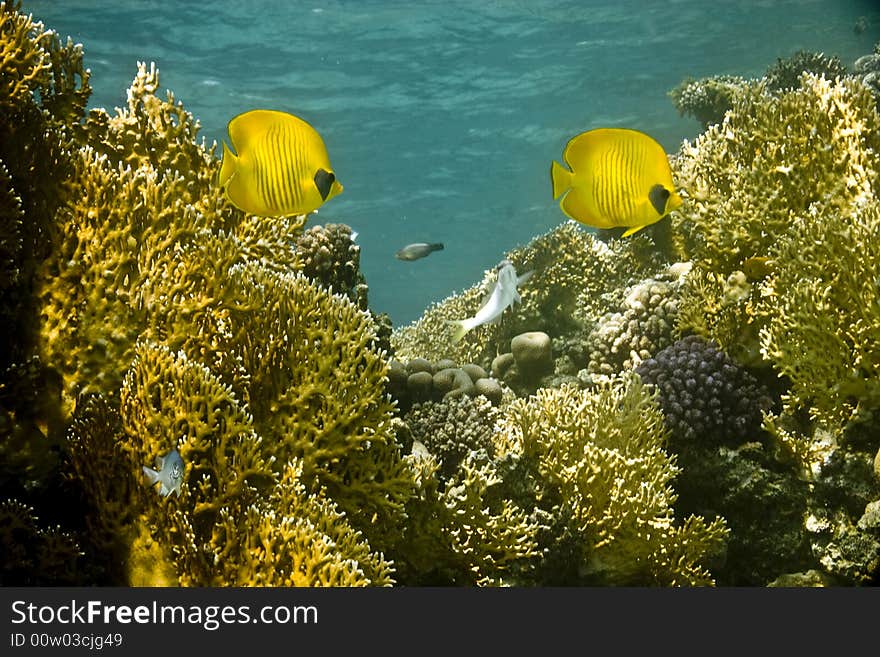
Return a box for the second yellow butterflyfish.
[219,109,343,217]
[550,127,682,237]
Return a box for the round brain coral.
[635,335,772,447]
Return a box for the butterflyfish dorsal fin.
[562,128,606,169]
[227,109,300,153]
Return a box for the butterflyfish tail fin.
[550,160,572,199]
[142,466,160,487]
[218,141,238,189]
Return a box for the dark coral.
[403,396,497,481]
[764,50,846,92]
[294,223,365,307]
[0,499,85,585]
[635,335,773,448]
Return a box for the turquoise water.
[29,0,880,325]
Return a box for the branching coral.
[673,74,880,274]
[764,50,846,92]
[494,378,728,585]
[668,74,746,128]
[671,73,880,437]
[0,1,90,124]
[0,0,91,374]
[759,200,880,429]
[32,58,411,584]
[393,445,541,586]
[675,268,765,366]
[0,498,84,585]
[118,341,393,586]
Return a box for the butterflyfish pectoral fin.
[517,270,534,286]
[621,224,649,238]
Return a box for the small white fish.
[142,448,185,498]
[395,242,444,261]
[447,259,532,343]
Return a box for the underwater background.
[26,0,880,325]
[5,0,880,587]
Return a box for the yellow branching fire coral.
[494,377,728,586]
[398,447,542,585]
[673,74,880,274]
[760,200,880,429]
[117,341,393,586]
[0,1,90,123]
[673,73,880,436]
[36,57,411,585]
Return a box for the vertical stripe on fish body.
[550,128,682,237]
[219,109,343,217]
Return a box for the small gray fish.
[143,448,185,497]
[395,242,444,261]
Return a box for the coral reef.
[759,200,880,429]
[403,395,498,481]
[582,263,689,380]
[764,50,846,92]
[669,50,846,129]
[293,222,366,306]
[387,357,506,413]
[672,74,880,276]
[391,221,665,370]
[854,44,880,97]
[666,438,812,586]
[510,332,554,381]
[0,499,84,585]
[117,341,395,586]
[494,378,728,585]
[668,74,746,128]
[4,0,880,588]
[391,410,542,586]
[672,72,880,435]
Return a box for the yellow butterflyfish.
[219,109,343,216]
[550,128,682,237]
